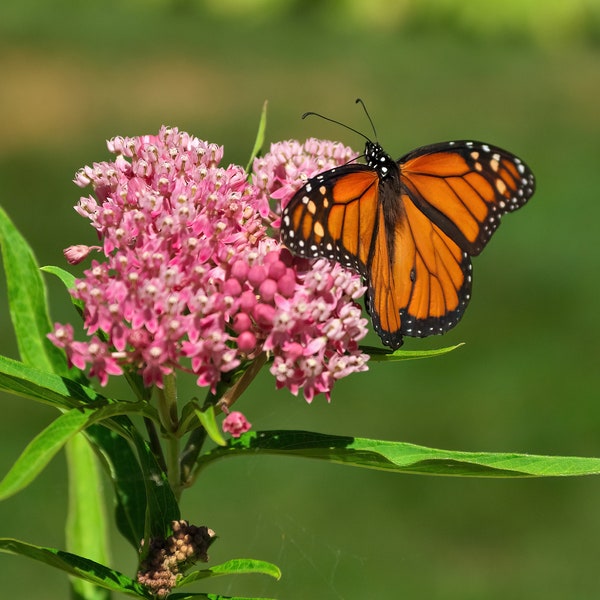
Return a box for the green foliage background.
[1,1,599,597]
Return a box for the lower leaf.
[177,558,282,587]
[0,539,150,598]
[196,430,600,478]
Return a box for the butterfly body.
[281,138,535,349]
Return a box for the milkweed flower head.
[49,127,369,403]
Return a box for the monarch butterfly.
[280,101,536,349]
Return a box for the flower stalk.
[156,373,181,496]
[216,351,268,413]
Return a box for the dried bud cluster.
[137,520,216,597]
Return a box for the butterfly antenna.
[302,111,371,142]
[355,98,378,141]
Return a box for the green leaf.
[42,264,84,313]
[195,405,226,447]
[245,100,268,173]
[66,434,111,600]
[85,423,148,549]
[41,264,77,293]
[0,206,69,376]
[0,402,150,500]
[0,402,178,546]
[196,430,600,478]
[177,559,281,588]
[114,418,181,543]
[69,413,178,549]
[0,539,150,598]
[0,355,98,408]
[0,353,173,546]
[0,409,102,501]
[136,436,180,542]
[362,343,464,362]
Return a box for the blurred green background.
[1,0,600,598]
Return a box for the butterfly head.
[365,141,397,181]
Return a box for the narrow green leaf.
[0,403,150,500]
[0,206,69,375]
[203,558,281,580]
[195,405,226,447]
[196,430,600,479]
[114,418,181,543]
[178,559,281,588]
[0,347,175,545]
[0,351,171,546]
[245,100,268,173]
[42,264,84,313]
[0,401,176,547]
[362,343,464,362]
[74,414,178,550]
[85,423,148,549]
[137,438,180,542]
[0,539,150,598]
[41,264,77,292]
[0,355,97,408]
[66,434,111,600]
[0,409,99,501]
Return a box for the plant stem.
[216,351,268,412]
[158,373,182,499]
[160,373,179,432]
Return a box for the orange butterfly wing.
[399,141,535,255]
[281,140,535,349]
[281,165,381,276]
[367,193,472,347]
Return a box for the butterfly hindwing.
[365,180,473,348]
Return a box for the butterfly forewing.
[281,165,380,275]
[399,141,535,255]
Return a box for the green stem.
[159,373,179,432]
[157,373,181,498]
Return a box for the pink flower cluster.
[50,127,369,402]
